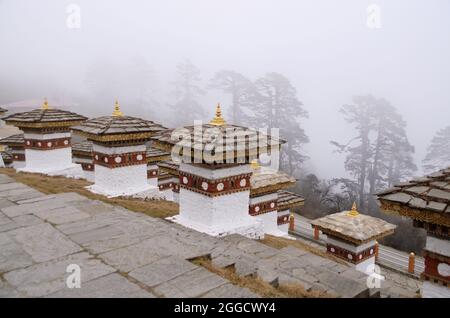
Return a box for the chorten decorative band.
[326,243,376,264]
[277,214,290,225]
[147,169,158,179]
[24,137,71,150]
[12,153,25,161]
[80,163,94,171]
[93,151,146,168]
[179,171,252,197]
[249,200,277,216]
[159,182,175,191]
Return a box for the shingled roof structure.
[146,148,171,164]
[0,134,24,147]
[72,115,166,142]
[277,190,305,211]
[151,105,285,164]
[311,205,397,245]
[0,106,8,115]
[0,150,12,165]
[72,140,93,156]
[376,167,450,229]
[250,167,296,196]
[3,101,86,129]
[157,160,180,176]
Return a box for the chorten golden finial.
[112,99,123,117]
[42,98,49,110]
[250,159,260,170]
[347,202,359,217]
[209,103,226,126]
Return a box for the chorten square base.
[326,236,378,274]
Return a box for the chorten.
[3,99,87,173]
[311,203,396,274]
[71,100,166,197]
[145,147,170,187]
[377,167,450,298]
[72,140,94,182]
[249,160,301,237]
[0,134,25,169]
[152,103,284,239]
[157,160,180,202]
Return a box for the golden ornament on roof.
[250,159,260,170]
[112,99,124,117]
[209,103,226,126]
[347,202,359,217]
[42,98,49,110]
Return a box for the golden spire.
[112,99,124,117]
[250,159,260,170]
[209,103,226,126]
[42,98,49,110]
[347,202,359,217]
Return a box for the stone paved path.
[0,173,412,298]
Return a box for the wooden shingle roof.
[277,190,305,211]
[250,167,296,196]
[72,116,166,142]
[377,167,450,227]
[72,140,93,155]
[0,134,24,147]
[4,108,87,128]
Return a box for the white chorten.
[3,99,87,174]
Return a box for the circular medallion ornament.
[201,182,208,191]
[136,154,143,161]
[47,142,52,147]
[347,254,353,260]
[216,183,224,191]
[370,249,374,255]
[14,155,18,159]
[37,142,42,147]
[104,157,109,163]
[330,247,335,253]
[255,206,260,212]
[359,254,363,260]
[95,155,99,160]
[152,171,157,175]
[270,202,275,208]
[240,179,247,187]
[26,141,31,146]
[437,263,450,277]
[114,156,122,163]
[182,177,188,184]
[64,140,69,145]
[88,165,91,169]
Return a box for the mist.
[1,0,449,180]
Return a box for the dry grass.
[0,168,179,219]
[261,234,349,266]
[191,257,333,298]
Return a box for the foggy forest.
[1,0,449,253]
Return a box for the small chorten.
[3,98,87,173]
[0,134,25,169]
[71,100,166,197]
[311,203,396,274]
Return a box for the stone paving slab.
[4,252,116,297]
[201,283,259,298]
[0,214,43,233]
[34,206,91,225]
[46,273,154,298]
[153,267,228,298]
[0,232,34,272]
[7,223,83,262]
[128,256,198,287]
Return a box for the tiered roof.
[311,204,396,244]
[157,160,180,176]
[146,148,171,164]
[72,140,93,158]
[151,104,285,164]
[277,190,305,211]
[250,166,296,196]
[377,167,450,228]
[3,100,86,129]
[72,101,166,143]
[0,107,8,114]
[0,134,24,148]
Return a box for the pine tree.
[170,60,205,126]
[422,126,450,173]
[251,73,309,175]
